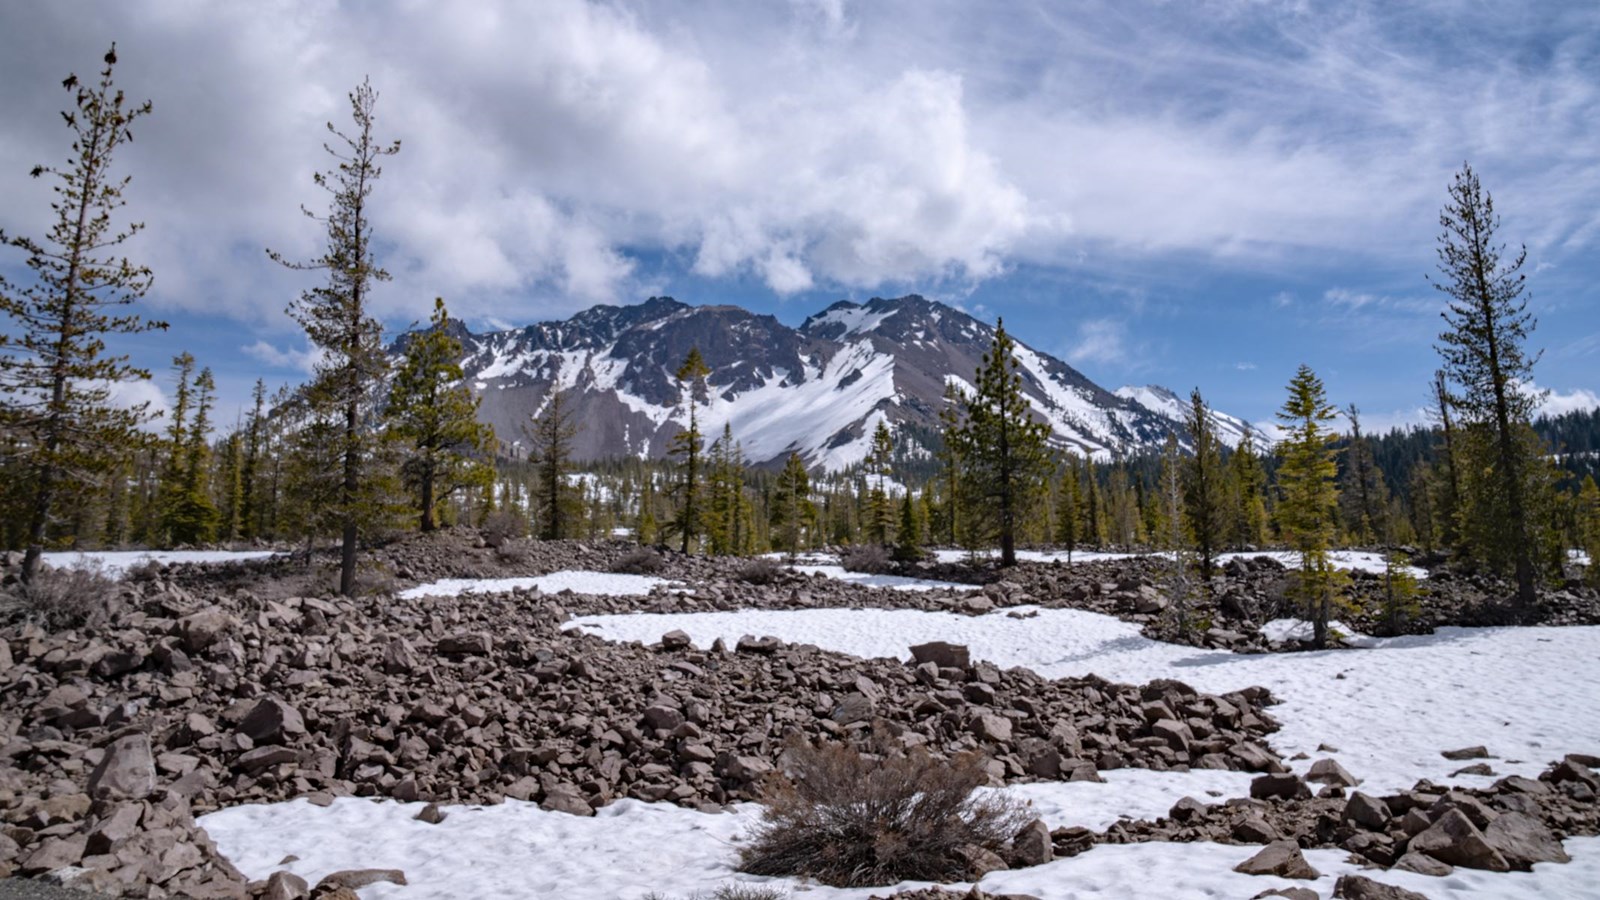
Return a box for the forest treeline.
[3,51,1598,628]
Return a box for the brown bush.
[612,546,664,575]
[0,560,122,630]
[841,543,892,575]
[739,557,783,585]
[739,739,1027,887]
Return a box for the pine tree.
[770,451,815,559]
[935,382,965,546]
[0,46,166,581]
[865,420,896,545]
[1225,425,1268,548]
[239,379,267,540]
[1055,454,1084,562]
[166,366,220,544]
[1427,371,1463,553]
[705,424,752,555]
[216,430,243,541]
[1577,476,1600,589]
[1340,404,1389,545]
[893,490,925,563]
[389,297,495,532]
[1160,433,1196,637]
[1377,549,1421,636]
[268,79,400,595]
[667,348,711,554]
[1431,162,1547,607]
[636,472,660,545]
[1182,388,1227,574]
[526,387,580,540]
[1276,364,1344,649]
[947,320,1052,566]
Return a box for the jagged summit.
[422,295,1251,469]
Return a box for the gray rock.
[315,869,408,890]
[1440,745,1490,761]
[1391,851,1452,876]
[1344,791,1392,830]
[1233,840,1321,879]
[1013,818,1053,866]
[436,633,492,655]
[660,630,693,650]
[86,733,155,800]
[262,870,310,900]
[909,641,970,669]
[238,697,306,745]
[178,607,234,653]
[1251,773,1311,801]
[1407,808,1509,872]
[1307,758,1360,787]
[1482,811,1571,870]
[1252,889,1320,900]
[1333,875,1432,900]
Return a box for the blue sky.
[2,1,1597,433]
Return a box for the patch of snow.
[807,303,902,337]
[399,570,675,600]
[927,548,1427,579]
[790,564,964,592]
[1259,618,1379,648]
[42,550,279,579]
[199,791,1600,900]
[570,606,1600,795]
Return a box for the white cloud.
[1234,362,1257,371]
[1538,385,1600,417]
[93,378,170,430]
[1066,318,1128,368]
[242,340,321,375]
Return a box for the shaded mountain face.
[426,294,1252,469]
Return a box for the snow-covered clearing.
[41,549,278,578]
[789,564,964,591]
[570,606,1600,796]
[931,548,1429,579]
[200,786,1600,900]
[398,571,678,600]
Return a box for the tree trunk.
[420,466,436,532]
[340,398,359,596]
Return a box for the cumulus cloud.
[242,340,321,375]
[1538,385,1600,417]
[1066,318,1129,367]
[1,0,1597,337]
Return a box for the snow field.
[398,571,679,600]
[569,606,1600,796]
[931,548,1429,580]
[199,785,1600,900]
[41,549,280,578]
[787,564,965,591]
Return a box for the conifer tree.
[947,320,1052,566]
[935,382,965,546]
[668,348,711,553]
[0,46,166,581]
[636,472,660,545]
[1431,162,1546,607]
[706,424,753,555]
[1182,388,1227,574]
[1577,476,1600,589]
[1340,404,1389,544]
[893,490,925,563]
[1427,371,1463,553]
[1160,433,1196,637]
[1377,549,1421,636]
[1055,454,1084,562]
[389,297,495,532]
[526,387,580,540]
[165,366,220,544]
[770,451,815,558]
[1276,364,1344,648]
[865,420,896,545]
[269,79,400,595]
[1225,424,1268,548]
[216,430,243,541]
[239,379,267,540]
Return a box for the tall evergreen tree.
[1225,425,1268,548]
[705,423,753,555]
[893,489,925,562]
[526,388,580,540]
[865,420,896,545]
[165,366,220,544]
[1430,162,1546,607]
[1182,388,1227,574]
[0,46,165,581]
[1160,433,1196,637]
[1055,454,1084,562]
[1340,404,1391,545]
[268,79,400,595]
[668,348,711,553]
[1427,371,1463,553]
[1275,364,1344,649]
[1577,476,1600,589]
[388,297,495,532]
[770,451,815,559]
[935,382,965,546]
[947,320,1052,566]
[239,379,267,540]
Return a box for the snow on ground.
[789,564,965,592]
[1574,549,1593,566]
[200,788,1600,900]
[931,548,1429,579]
[1258,618,1380,648]
[41,549,279,578]
[570,606,1600,796]
[398,571,677,600]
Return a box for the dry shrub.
[481,510,527,547]
[612,546,664,575]
[841,543,892,575]
[0,560,122,630]
[739,557,783,585]
[739,739,1027,887]
[643,887,787,900]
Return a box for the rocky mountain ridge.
[423,294,1260,470]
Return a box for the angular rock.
[1251,773,1311,801]
[238,697,306,745]
[1344,791,1392,830]
[1233,814,1280,844]
[1233,840,1320,879]
[1333,875,1432,900]
[1441,745,1490,761]
[1252,889,1319,900]
[910,641,970,669]
[1482,811,1571,870]
[178,607,234,653]
[1013,818,1053,866]
[316,869,408,890]
[87,733,156,800]
[660,630,693,650]
[1307,758,1360,787]
[436,633,492,655]
[262,870,310,900]
[1407,808,1509,872]
[974,713,1013,743]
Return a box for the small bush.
[840,543,892,575]
[0,560,122,630]
[481,510,527,547]
[739,557,783,585]
[613,546,664,575]
[643,886,788,900]
[739,739,1027,887]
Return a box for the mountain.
[430,294,1257,470]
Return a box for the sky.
[1,0,1597,434]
